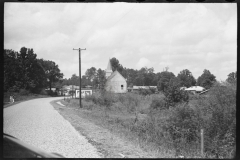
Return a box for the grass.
[61,83,236,158]
[61,93,178,158]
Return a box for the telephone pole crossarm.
[73,48,86,108]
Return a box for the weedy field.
[62,82,236,158]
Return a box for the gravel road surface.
[4,97,100,158]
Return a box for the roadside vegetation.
[3,89,52,107]
[4,47,64,107]
[63,80,236,158]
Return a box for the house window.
[121,85,123,90]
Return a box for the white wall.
[75,89,92,98]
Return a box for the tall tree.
[38,59,63,92]
[96,68,106,89]
[17,47,47,91]
[85,67,97,82]
[226,71,237,84]
[177,69,196,87]
[81,75,90,87]
[110,57,124,74]
[4,49,21,92]
[70,74,79,86]
[5,47,46,92]
[157,71,175,92]
[122,68,138,87]
[197,69,216,89]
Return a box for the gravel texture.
[3,97,101,158]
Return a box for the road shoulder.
[51,100,152,158]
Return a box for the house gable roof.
[107,70,126,82]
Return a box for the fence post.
[201,129,204,157]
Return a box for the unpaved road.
[3,97,101,158]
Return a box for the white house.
[104,59,127,93]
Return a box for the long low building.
[183,86,205,94]
[127,86,158,92]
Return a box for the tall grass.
[68,82,236,158]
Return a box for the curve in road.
[4,97,100,158]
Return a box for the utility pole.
[73,48,86,108]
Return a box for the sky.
[4,3,237,81]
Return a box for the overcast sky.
[4,3,237,81]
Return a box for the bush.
[165,103,200,144]
[150,97,167,110]
[202,82,236,158]
[118,93,141,113]
[138,88,153,96]
[164,85,189,107]
[19,89,30,96]
[39,89,48,95]
[85,90,116,109]
[82,101,96,110]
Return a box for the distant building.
[128,86,158,93]
[104,59,127,93]
[45,88,57,92]
[61,85,80,96]
[75,89,92,98]
[184,86,205,94]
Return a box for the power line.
[110,5,135,29]
[78,4,112,45]
[84,5,135,45]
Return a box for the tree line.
[4,47,63,94]
[62,57,236,91]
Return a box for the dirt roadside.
[51,100,155,158]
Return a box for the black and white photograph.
[4,2,236,158]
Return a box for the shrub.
[118,93,141,113]
[39,89,48,95]
[138,88,153,96]
[99,91,115,107]
[82,101,96,110]
[202,82,236,158]
[19,89,30,96]
[164,85,189,107]
[85,94,98,103]
[150,97,167,110]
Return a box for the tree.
[81,75,90,87]
[157,71,176,92]
[70,74,79,86]
[17,47,47,92]
[163,77,189,107]
[38,59,63,92]
[4,47,46,92]
[177,69,196,87]
[96,68,106,89]
[197,69,216,89]
[110,57,124,73]
[122,68,138,86]
[85,67,97,81]
[226,71,237,84]
[4,49,21,92]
